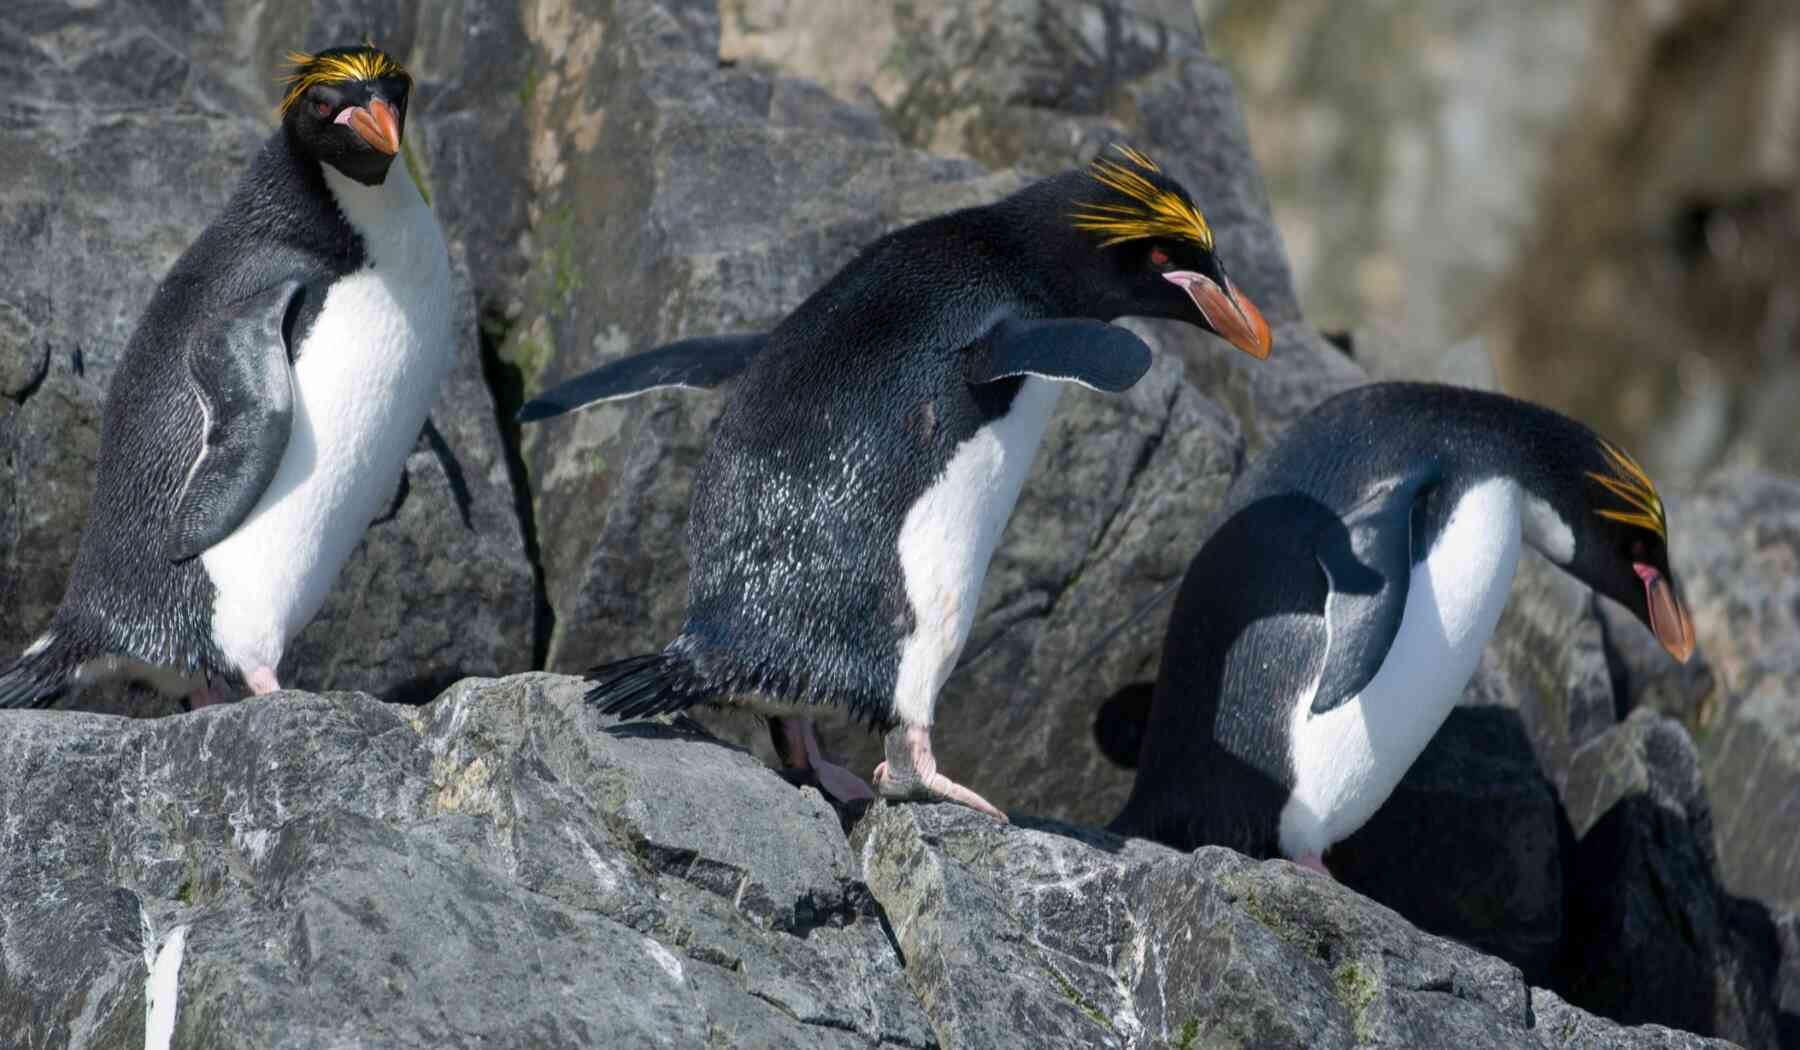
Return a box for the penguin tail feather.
[0,633,81,710]
[586,650,717,719]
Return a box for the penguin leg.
[774,718,876,804]
[248,666,282,695]
[185,682,227,710]
[873,724,1008,822]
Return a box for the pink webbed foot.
[248,666,282,696]
[777,719,876,805]
[873,724,1008,822]
[1294,852,1334,878]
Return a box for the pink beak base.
[1635,562,1696,663]
[1163,271,1272,359]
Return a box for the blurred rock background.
[1191,0,1800,484]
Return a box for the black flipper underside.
[518,333,770,423]
[1309,467,1441,715]
[163,279,303,563]
[963,317,1153,393]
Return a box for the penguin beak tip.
[1166,271,1272,359]
[338,97,402,156]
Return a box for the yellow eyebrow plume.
[279,46,410,114]
[1071,144,1214,251]
[1587,440,1667,539]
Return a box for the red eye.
[1149,246,1170,267]
[315,101,332,118]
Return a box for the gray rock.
[1560,710,1780,1049]
[0,1,537,704]
[1777,912,1800,1046]
[1468,551,1621,794]
[0,675,932,1049]
[1663,472,1800,916]
[0,673,1760,1048]
[1332,706,1565,985]
[856,802,1736,1049]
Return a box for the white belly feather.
[202,164,451,677]
[1279,477,1523,859]
[892,377,1062,726]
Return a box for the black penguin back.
[598,210,1048,725]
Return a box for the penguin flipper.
[1309,468,1441,715]
[163,280,302,563]
[964,318,1153,393]
[517,333,770,423]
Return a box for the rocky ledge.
[0,674,1776,1049]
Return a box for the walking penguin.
[522,146,1273,817]
[0,45,453,709]
[1108,382,1696,870]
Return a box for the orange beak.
[1635,562,1696,663]
[1163,271,1272,359]
[336,97,401,156]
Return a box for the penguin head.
[1555,437,1696,663]
[279,45,412,186]
[1059,145,1271,359]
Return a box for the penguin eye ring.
[314,100,331,118]
[1149,246,1170,269]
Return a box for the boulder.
[0,674,1748,1049]
[1331,706,1565,986]
[856,801,1738,1050]
[1559,710,1782,1049]
[0,675,931,1049]
[1663,473,1800,916]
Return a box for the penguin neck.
[319,160,430,265]
[1450,429,1578,569]
[1372,386,1582,569]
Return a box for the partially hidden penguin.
[520,146,1274,817]
[0,45,452,710]
[1107,381,1696,871]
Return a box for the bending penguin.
[521,146,1273,817]
[1107,381,1696,871]
[0,45,452,709]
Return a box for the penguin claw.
[1294,853,1333,878]
[873,725,1009,822]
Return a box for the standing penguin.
[1108,382,1696,870]
[0,45,452,709]
[522,146,1272,817]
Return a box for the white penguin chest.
[891,377,1063,724]
[1279,477,1523,859]
[201,165,452,676]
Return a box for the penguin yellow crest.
[278,45,410,114]
[1588,441,1667,539]
[1071,145,1215,251]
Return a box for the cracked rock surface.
[0,673,1751,1050]
[0,675,932,1049]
